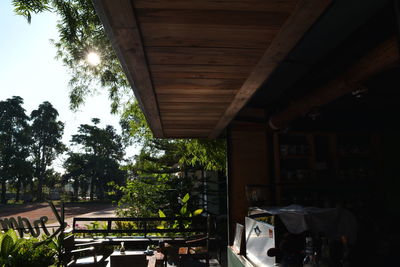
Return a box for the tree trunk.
[37,173,44,201]
[16,181,21,202]
[89,176,95,201]
[73,183,79,201]
[1,179,6,204]
[97,181,104,200]
[30,180,34,195]
[37,149,46,201]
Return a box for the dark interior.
[241,2,400,265]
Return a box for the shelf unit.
[273,132,381,208]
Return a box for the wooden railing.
[72,215,211,238]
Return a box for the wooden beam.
[269,36,399,129]
[208,0,332,138]
[93,0,164,137]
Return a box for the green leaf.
[193,209,203,216]
[0,235,14,258]
[182,193,190,203]
[180,203,188,216]
[6,229,18,244]
[47,239,58,251]
[158,210,166,218]
[0,233,4,251]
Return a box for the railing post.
[206,214,211,267]
[107,219,111,234]
[144,220,147,238]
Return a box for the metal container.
[245,217,275,267]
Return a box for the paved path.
[0,202,115,223]
[49,206,117,230]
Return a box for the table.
[107,250,147,267]
[105,250,165,267]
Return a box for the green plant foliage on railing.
[0,229,57,267]
[157,193,203,237]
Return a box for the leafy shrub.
[0,229,57,267]
[157,193,203,237]
[112,178,165,218]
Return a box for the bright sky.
[0,1,138,172]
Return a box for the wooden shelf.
[280,154,310,159]
[338,153,371,158]
[273,132,380,207]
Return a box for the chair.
[61,235,107,267]
[177,215,213,267]
[178,235,210,267]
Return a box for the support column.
[226,121,271,244]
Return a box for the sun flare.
[86,51,101,66]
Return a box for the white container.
[245,217,276,267]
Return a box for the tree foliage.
[62,152,90,199]
[31,101,65,200]
[13,0,130,113]
[0,96,32,204]
[120,101,226,172]
[68,118,126,200]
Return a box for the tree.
[63,152,91,200]
[0,96,32,204]
[31,101,65,200]
[120,100,227,173]
[70,118,125,200]
[9,158,33,202]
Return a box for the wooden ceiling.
[93,0,332,138]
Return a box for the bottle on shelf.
[318,235,331,267]
[303,235,317,267]
[341,236,351,267]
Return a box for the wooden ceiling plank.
[133,0,297,13]
[93,0,164,137]
[157,95,234,104]
[162,118,218,121]
[135,9,289,27]
[160,108,226,114]
[153,78,243,91]
[164,128,211,134]
[155,89,238,95]
[159,102,228,109]
[161,109,227,117]
[150,65,253,79]
[140,23,275,48]
[208,0,332,138]
[162,117,220,121]
[163,121,217,127]
[146,47,264,66]
[162,112,222,117]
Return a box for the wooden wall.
[226,121,271,243]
